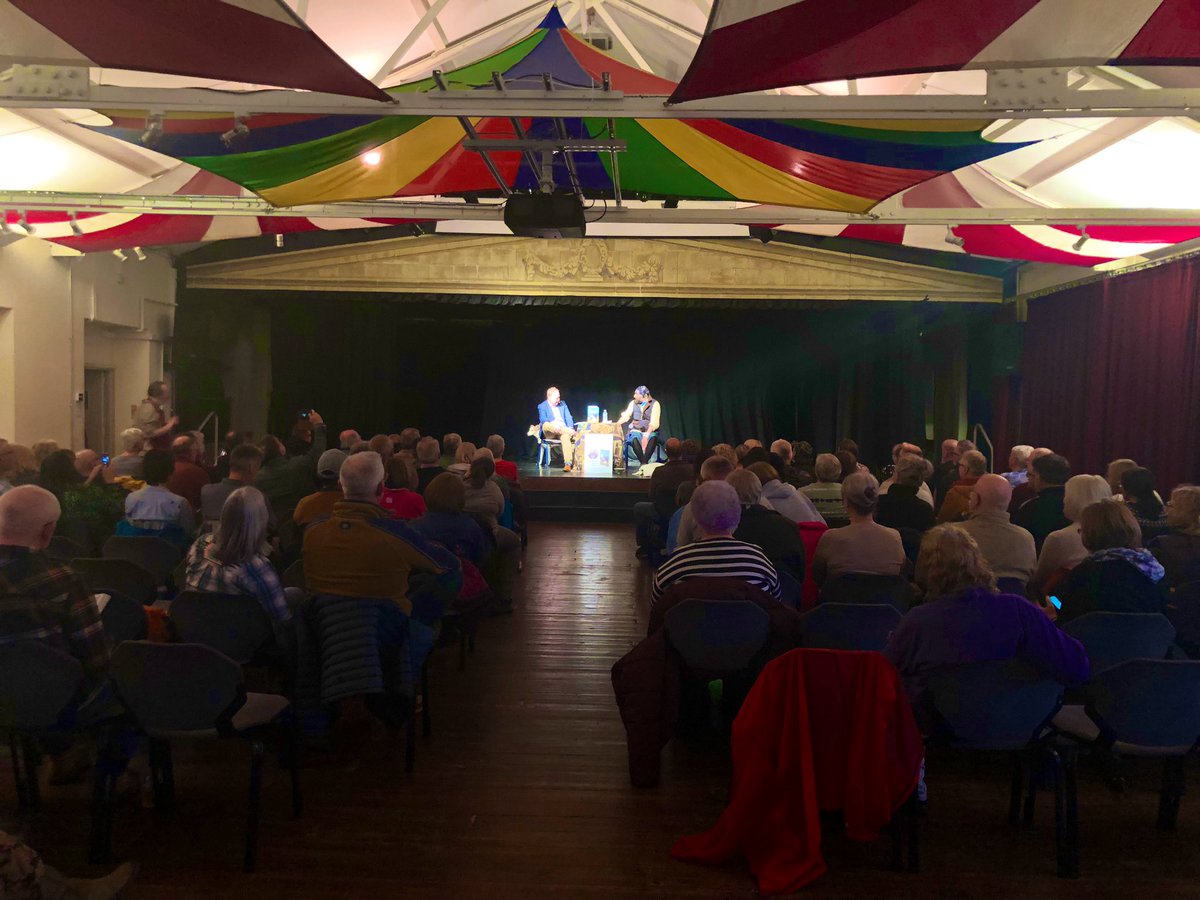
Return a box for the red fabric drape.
[1019,258,1200,491]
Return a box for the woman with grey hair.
[1030,474,1112,593]
[651,480,780,605]
[876,455,936,533]
[729,470,808,585]
[800,452,849,527]
[107,428,146,479]
[936,449,988,524]
[811,472,906,585]
[185,486,294,622]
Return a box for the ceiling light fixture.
[141,113,164,146]
[132,246,147,261]
[362,149,382,166]
[220,115,250,148]
[69,213,83,236]
[1072,226,1090,252]
[112,248,128,261]
[275,233,284,248]
[945,225,965,247]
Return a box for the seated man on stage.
[537,386,578,472]
[616,385,661,466]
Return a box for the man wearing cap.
[616,386,662,467]
[293,448,346,530]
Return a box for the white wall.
[0,235,175,449]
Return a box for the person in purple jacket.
[884,524,1090,719]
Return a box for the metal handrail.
[972,423,995,472]
[196,410,219,468]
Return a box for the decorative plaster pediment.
[186,235,1001,303]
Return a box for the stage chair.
[102,641,301,873]
[531,425,563,468]
[102,536,182,586]
[1061,612,1175,674]
[99,589,149,646]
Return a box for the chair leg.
[1063,747,1080,878]
[88,761,118,865]
[147,738,175,814]
[404,697,416,774]
[10,733,29,811]
[1009,752,1024,826]
[1052,748,1081,879]
[284,724,303,819]
[1157,757,1186,831]
[458,628,467,672]
[421,660,432,739]
[1022,750,1038,827]
[244,739,264,873]
[20,737,40,812]
[905,789,920,872]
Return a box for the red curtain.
[1019,257,1200,491]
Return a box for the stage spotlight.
[112,248,128,261]
[18,212,34,235]
[944,225,965,247]
[275,233,285,248]
[362,149,382,166]
[409,223,426,237]
[141,114,163,146]
[220,116,250,148]
[133,246,147,261]
[1072,226,1090,252]
[69,213,83,236]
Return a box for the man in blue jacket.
[537,386,578,471]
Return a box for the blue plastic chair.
[663,599,770,674]
[1061,612,1175,674]
[534,426,562,468]
[800,602,900,651]
[819,573,913,611]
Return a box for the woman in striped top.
[652,480,779,606]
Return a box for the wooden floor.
[6,522,1200,898]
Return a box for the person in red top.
[379,455,426,520]
[165,434,210,513]
[485,434,519,483]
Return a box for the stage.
[516,461,649,522]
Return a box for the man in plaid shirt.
[0,485,111,683]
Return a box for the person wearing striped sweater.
[652,480,779,607]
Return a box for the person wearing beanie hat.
[293,448,346,530]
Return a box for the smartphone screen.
[1048,595,1062,610]
[101,455,111,465]
[299,409,310,419]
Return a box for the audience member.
[768,439,807,488]
[472,447,512,503]
[441,433,462,469]
[1012,453,1071,552]
[1030,474,1112,593]
[634,438,691,555]
[303,452,460,623]
[255,411,327,515]
[1120,467,1170,539]
[1149,485,1200,589]
[791,441,816,482]
[883,524,1088,728]
[486,434,519,483]
[0,829,136,899]
[397,427,421,458]
[38,450,124,550]
[380,455,427,520]
[123,449,196,544]
[74,449,105,482]
[879,444,934,506]
[166,435,209,513]
[338,429,361,452]
[936,449,988,523]
[711,443,738,467]
[727,470,806,585]
[0,485,111,683]
[414,436,446,493]
[746,461,823,524]
[875,455,936,533]
[411,472,489,566]
[1008,447,1053,513]
[932,439,976,510]
[837,439,869,472]
[32,439,60,467]
[448,442,477,478]
[652,480,780,605]
[0,443,38,493]
[1106,458,1138,498]
[1054,500,1165,624]
[811,472,906,585]
[133,380,178,451]
[958,474,1037,588]
[185,486,294,623]
[1002,445,1034,486]
[293,449,346,529]
[800,453,849,527]
[367,434,394,467]
[835,450,860,481]
[202,444,264,526]
[463,456,520,603]
[674,454,736,550]
[739,446,770,468]
[106,428,145,480]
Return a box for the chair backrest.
[70,557,158,606]
[281,559,306,591]
[46,534,87,563]
[652,484,680,521]
[926,660,1064,750]
[777,570,801,610]
[819,573,912,611]
[99,589,149,645]
[169,590,276,665]
[1086,660,1200,752]
[1061,612,1175,673]
[800,602,901,651]
[1164,580,1200,652]
[109,641,244,733]
[0,642,84,732]
[102,535,182,583]
[663,599,770,673]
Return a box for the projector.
[503,193,586,239]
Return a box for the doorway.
[84,368,115,454]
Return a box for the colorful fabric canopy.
[672,0,1200,102]
[0,0,390,101]
[89,6,1029,214]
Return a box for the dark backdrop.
[177,292,997,467]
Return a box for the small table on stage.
[572,422,625,474]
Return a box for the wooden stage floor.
[6,522,1200,898]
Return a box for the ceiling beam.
[1012,117,1157,189]
[10,78,1200,119]
[372,0,455,84]
[4,190,1200,226]
[588,1,654,74]
[414,0,450,49]
[606,0,701,43]
[10,109,171,179]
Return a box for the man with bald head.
[0,485,111,682]
[958,473,1037,588]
